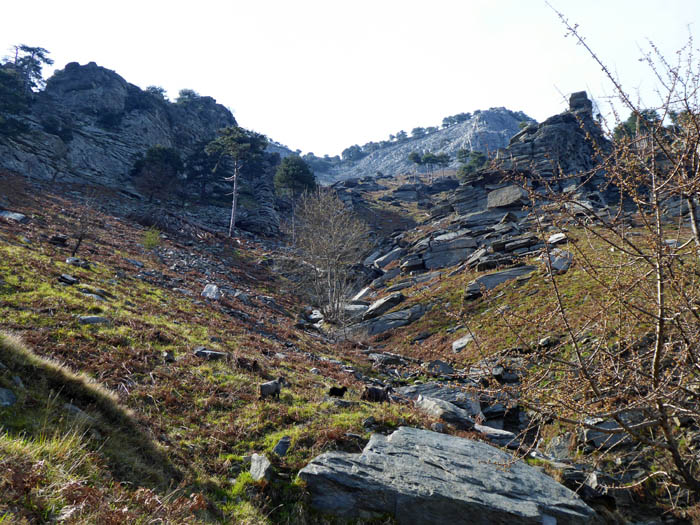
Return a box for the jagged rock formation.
[339,93,608,340]
[315,107,534,183]
[0,61,280,235]
[299,427,597,524]
[495,91,611,197]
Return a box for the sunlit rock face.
[0,62,281,235]
[313,107,534,183]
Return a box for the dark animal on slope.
[259,377,286,400]
[361,385,393,403]
[236,356,260,372]
[328,386,348,398]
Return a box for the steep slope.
[0,173,440,523]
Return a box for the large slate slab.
[487,184,527,209]
[346,304,425,339]
[466,265,536,297]
[299,427,597,524]
[423,247,474,270]
[363,292,405,320]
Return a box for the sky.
[2,0,698,156]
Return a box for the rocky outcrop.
[299,427,598,524]
[0,62,280,235]
[345,303,425,339]
[495,91,611,198]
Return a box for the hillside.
[0,173,437,523]
[2,53,700,522]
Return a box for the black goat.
[361,385,393,403]
[328,385,348,398]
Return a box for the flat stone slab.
[423,250,474,270]
[299,427,596,524]
[363,292,405,320]
[466,265,536,297]
[487,185,527,209]
[0,210,28,223]
[78,316,109,325]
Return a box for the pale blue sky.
[2,0,698,155]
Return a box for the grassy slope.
[2,170,695,521]
[0,174,429,524]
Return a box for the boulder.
[473,423,519,448]
[273,436,291,457]
[374,248,404,268]
[487,185,527,209]
[396,383,480,416]
[352,287,373,301]
[363,292,405,320]
[422,237,477,269]
[299,427,597,524]
[541,249,573,274]
[414,395,475,430]
[370,267,401,289]
[0,210,28,223]
[424,359,455,376]
[548,232,568,245]
[49,234,69,246]
[343,303,368,321]
[201,284,222,300]
[452,334,474,353]
[65,257,90,268]
[347,304,425,339]
[58,274,79,285]
[250,453,272,481]
[400,257,424,272]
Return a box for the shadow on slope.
[0,331,181,491]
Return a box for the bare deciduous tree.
[288,189,370,324]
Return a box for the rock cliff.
[0,62,280,235]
